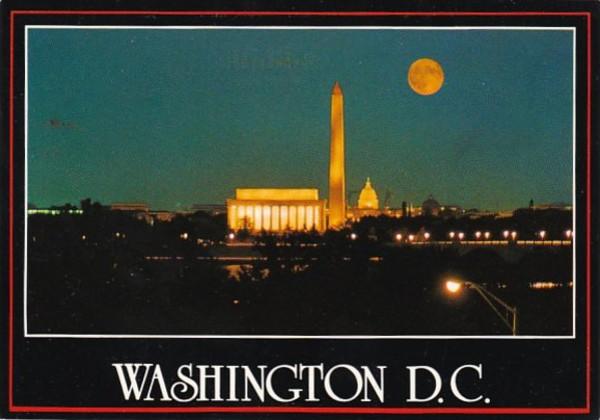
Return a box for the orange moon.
[407,58,444,96]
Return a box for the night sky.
[27,28,573,211]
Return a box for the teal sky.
[27,28,573,211]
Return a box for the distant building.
[440,204,464,217]
[28,208,83,216]
[110,202,151,223]
[190,204,227,215]
[226,188,326,233]
[110,202,150,213]
[532,202,573,211]
[421,195,441,216]
[149,211,176,223]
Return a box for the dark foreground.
[28,244,572,336]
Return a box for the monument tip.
[332,81,343,95]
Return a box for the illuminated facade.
[328,81,346,228]
[227,189,326,233]
[348,177,381,219]
[358,177,379,210]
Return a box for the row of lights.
[227,230,573,242]
[393,229,572,242]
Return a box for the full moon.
[407,58,444,96]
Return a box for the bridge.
[145,239,571,265]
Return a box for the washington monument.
[328,81,346,228]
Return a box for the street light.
[475,231,482,240]
[424,232,431,240]
[445,277,518,336]
[350,233,358,240]
[484,231,491,240]
[457,232,465,240]
[538,230,546,241]
[448,231,455,239]
[502,230,510,239]
[395,233,403,242]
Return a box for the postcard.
[1,1,598,418]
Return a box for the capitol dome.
[358,177,379,209]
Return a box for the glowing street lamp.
[448,231,455,239]
[408,234,415,242]
[457,232,465,241]
[444,277,518,336]
[475,231,482,240]
[445,279,462,293]
[350,233,358,241]
[565,229,572,239]
[502,230,510,239]
[395,233,403,242]
[510,231,517,241]
[484,231,491,240]
[538,230,546,241]
[227,232,235,241]
[424,232,431,240]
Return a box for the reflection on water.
[224,264,312,280]
[530,281,572,289]
[224,264,251,280]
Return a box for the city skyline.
[27,28,574,211]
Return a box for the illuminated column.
[298,205,306,230]
[328,81,346,229]
[237,205,245,230]
[306,206,314,230]
[289,206,297,230]
[262,205,271,231]
[272,206,280,231]
[254,205,262,231]
[281,206,289,230]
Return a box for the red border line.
[8,9,15,412]
[585,11,592,413]
[7,406,591,414]
[8,10,593,16]
[8,10,592,415]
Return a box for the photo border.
[7,9,593,415]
